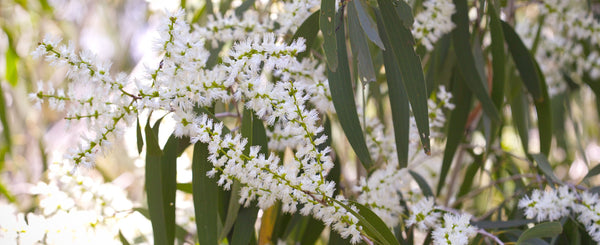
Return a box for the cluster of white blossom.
[0,162,151,244]
[516,0,600,96]
[410,0,456,50]
[355,86,454,227]
[519,185,600,242]
[406,197,477,245]
[31,7,363,242]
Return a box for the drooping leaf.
[259,205,278,244]
[320,0,337,71]
[451,0,500,121]
[327,9,373,169]
[501,20,543,101]
[333,200,399,245]
[375,1,431,154]
[219,181,242,240]
[531,153,561,184]
[352,0,385,49]
[489,2,505,110]
[160,135,180,245]
[409,170,434,197]
[230,204,259,245]
[119,230,131,245]
[291,11,320,60]
[531,59,552,156]
[584,164,600,181]
[348,3,377,84]
[136,117,143,154]
[438,69,472,194]
[516,222,563,245]
[375,10,409,167]
[144,121,168,245]
[192,142,220,245]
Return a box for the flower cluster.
[519,185,600,242]
[0,162,151,244]
[516,0,600,96]
[411,0,456,50]
[406,197,477,245]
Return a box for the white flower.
[431,213,477,245]
[407,197,441,230]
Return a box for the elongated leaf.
[219,180,242,240]
[455,162,480,208]
[532,59,552,156]
[136,117,143,154]
[517,222,562,245]
[328,229,351,244]
[333,200,399,245]
[501,21,542,101]
[0,83,11,153]
[353,0,385,49]
[192,142,219,245]
[438,69,472,194]
[489,2,505,109]
[348,3,377,84]
[375,10,409,167]
[375,1,431,153]
[0,180,16,203]
[532,153,560,184]
[509,81,530,155]
[584,164,600,181]
[320,0,337,71]
[160,135,179,244]
[291,11,320,60]
[5,45,18,86]
[119,230,131,245]
[144,122,168,245]
[231,204,259,245]
[409,170,434,197]
[259,205,278,244]
[451,0,500,121]
[176,183,192,194]
[327,9,373,169]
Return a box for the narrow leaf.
[176,183,192,194]
[353,0,385,49]
[516,222,563,245]
[291,11,320,60]
[531,153,561,184]
[144,123,168,245]
[501,20,543,101]
[320,0,337,71]
[409,170,434,197]
[136,117,143,154]
[489,2,505,109]
[348,3,377,84]
[375,2,431,153]
[259,205,278,244]
[160,135,180,244]
[119,230,131,245]
[327,9,373,169]
[375,9,409,167]
[219,181,242,240]
[332,200,399,245]
[0,84,12,153]
[584,164,600,181]
[532,59,552,156]
[438,69,472,194]
[193,141,220,245]
[451,0,500,121]
[231,205,259,245]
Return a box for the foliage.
[1,0,600,244]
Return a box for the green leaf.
[193,142,220,245]
[136,117,143,154]
[455,162,480,208]
[291,11,320,60]
[375,1,431,153]
[144,122,169,245]
[531,59,552,156]
[160,135,180,244]
[0,179,16,203]
[333,200,399,245]
[375,10,409,167]
[352,0,385,49]
[119,230,131,245]
[231,205,259,245]
[516,222,563,245]
[409,170,434,197]
[5,45,18,86]
[327,9,373,169]
[219,181,242,240]
[0,83,11,153]
[438,69,472,194]
[531,153,560,184]
[176,183,192,194]
[348,3,377,84]
[501,20,542,101]
[489,2,505,110]
[320,0,337,71]
[584,164,600,181]
[451,0,500,122]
